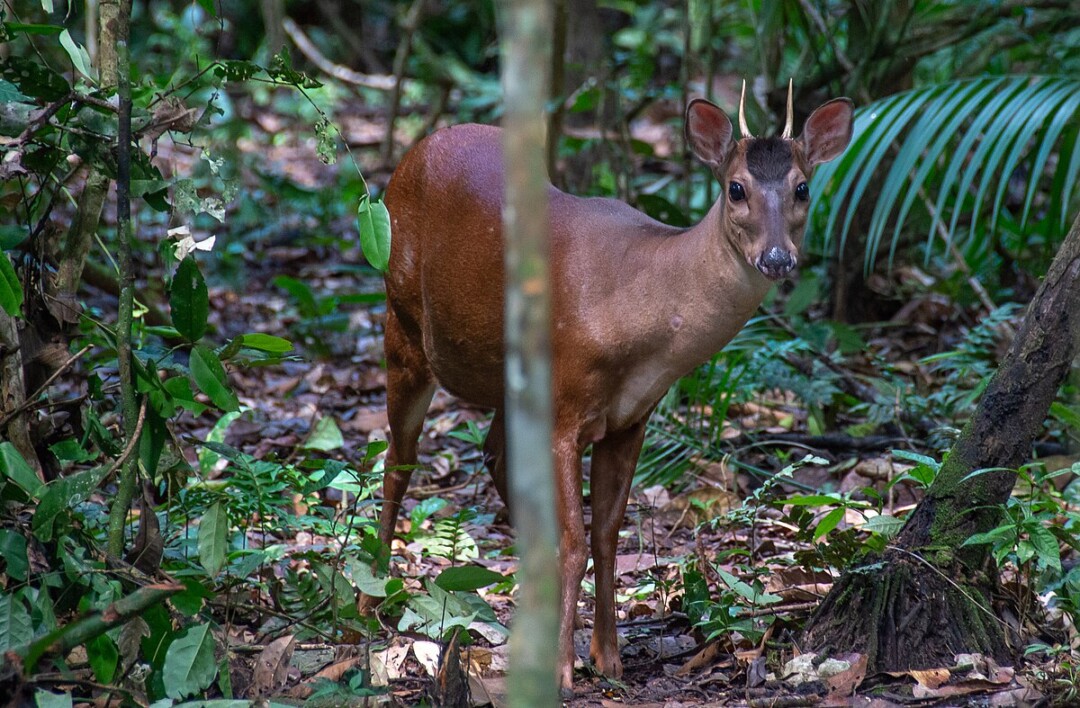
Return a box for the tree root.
[801,550,1014,672]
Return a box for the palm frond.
[808,76,1080,274]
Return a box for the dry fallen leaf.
[251,635,296,698]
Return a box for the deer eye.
[728,181,746,202]
[795,182,810,202]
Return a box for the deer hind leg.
[587,417,649,678]
[483,409,510,510]
[376,308,436,555]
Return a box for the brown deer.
[375,82,853,690]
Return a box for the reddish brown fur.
[374,97,853,690]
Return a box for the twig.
[282,17,402,91]
[917,186,1004,320]
[102,397,147,484]
[6,91,76,149]
[796,0,854,73]
[0,345,93,429]
[381,0,427,167]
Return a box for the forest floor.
[136,101,1071,706]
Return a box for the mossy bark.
[804,211,1080,671]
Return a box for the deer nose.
[757,247,796,280]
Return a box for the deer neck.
[649,200,772,369]
[601,201,773,429]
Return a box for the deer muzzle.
[757,246,797,280]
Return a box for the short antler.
[781,78,794,140]
[738,80,753,139]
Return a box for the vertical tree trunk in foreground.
[499,0,560,704]
[804,211,1080,670]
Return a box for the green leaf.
[303,417,344,451]
[435,565,506,592]
[809,76,1080,272]
[0,252,22,317]
[170,256,209,342]
[239,333,293,353]
[715,568,782,606]
[1028,524,1061,572]
[86,633,119,683]
[271,275,318,317]
[58,29,95,82]
[197,410,242,474]
[357,195,392,272]
[198,502,228,576]
[189,345,239,412]
[813,507,846,541]
[0,56,70,101]
[162,622,217,700]
[862,514,905,538]
[0,443,44,500]
[32,465,109,541]
[5,22,64,36]
[0,78,33,104]
[0,531,28,581]
[784,493,844,507]
[0,592,32,652]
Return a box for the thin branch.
[282,17,403,91]
[0,345,93,430]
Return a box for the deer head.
[685,80,854,280]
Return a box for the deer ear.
[686,99,733,170]
[800,97,854,166]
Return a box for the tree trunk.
[499,0,560,703]
[803,210,1080,670]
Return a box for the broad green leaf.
[189,345,240,412]
[349,559,394,598]
[32,465,109,541]
[0,531,28,581]
[0,78,32,103]
[862,514,905,538]
[271,275,318,317]
[813,507,846,541]
[891,449,941,469]
[435,566,506,592]
[162,622,217,700]
[172,579,213,617]
[357,195,391,272]
[0,593,32,652]
[239,333,293,353]
[198,502,228,576]
[303,417,343,451]
[1028,524,1061,572]
[86,633,119,683]
[0,443,43,500]
[0,252,22,317]
[715,568,782,606]
[171,256,209,342]
[58,29,95,82]
[962,525,1014,546]
[0,56,70,101]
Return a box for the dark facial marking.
[745,137,793,183]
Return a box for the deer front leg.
[587,418,648,678]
